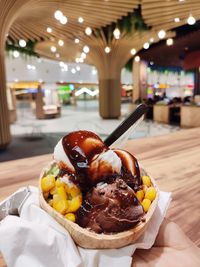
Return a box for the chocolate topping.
[57,130,144,233]
[61,131,141,190]
[113,149,141,188]
[76,178,144,233]
[62,131,107,189]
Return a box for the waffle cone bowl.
[39,161,159,249]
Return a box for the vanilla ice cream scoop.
[54,138,75,173]
[88,150,122,184]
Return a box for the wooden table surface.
[1,127,200,265]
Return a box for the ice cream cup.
[39,161,159,249]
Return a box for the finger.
[131,252,149,267]
[154,218,194,248]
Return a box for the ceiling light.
[78,17,84,23]
[19,39,26,47]
[76,66,80,71]
[71,68,76,74]
[54,10,63,20]
[27,65,35,70]
[58,39,64,46]
[187,15,196,25]
[13,50,20,58]
[149,38,154,43]
[63,64,68,71]
[81,52,86,59]
[38,79,43,83]
[166,38,173,46]
[130,48,136,55]
[158,30,166,39]
[51,46,56,52]
[143,42,149,49]
[92,69,97,75]
[14,78,19,82]
[85,27,92,35]
[47,27,52,33]
[83,45,90,53]
[174,17,180,22]
[60,16,68,25]
[56,53,60,58]
[79,58,84,63]
[59,61,65,67]
[75,58,80,63]
[105,46,111,53]
[75,38,80,44]
[113,28,120,39]
[134,56,140,62]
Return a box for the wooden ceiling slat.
[9,0,200,64]
[10,0,140,45]
[143,5,200,18]
[11,25,36,42]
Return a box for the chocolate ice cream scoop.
[76,178,144,233]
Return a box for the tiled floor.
[11,100,179,137]
[0,100,180,162]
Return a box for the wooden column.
[99,78,121,118]
[89,50,122,119]
[0,0,27,149]
[0,25,11,149]
[132,60,148,102]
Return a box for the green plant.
[5,39,39,58]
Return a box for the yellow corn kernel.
[65,213,76,222]
[57,186,67,200]
[67,195,82,213]
[70,186,81,198]
[142,175,151,187]
[136,190,145,202]
[64,184,71,194]
[48,199,53,207]
[55,179,64,188]
[50,186,57,195]
[53,194,68,214]
[142,185,148,193]
[145,187,157,202]
[41,175,55,192]
[141,198,151,212]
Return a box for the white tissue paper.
[0,186,171,267]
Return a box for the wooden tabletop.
[0,127,200,265]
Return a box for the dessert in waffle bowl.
[39,130,158,249]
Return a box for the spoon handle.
[104,103,148,147]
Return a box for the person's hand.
[132,219,200,267]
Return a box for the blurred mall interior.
[0,0,200,265]
[1,1,200,159]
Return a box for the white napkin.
[0,187,171,267]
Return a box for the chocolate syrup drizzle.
[62,131,107,190]
[58,130,144,233]
[61,130,141,191]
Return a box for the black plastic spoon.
[104,103,148,147]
